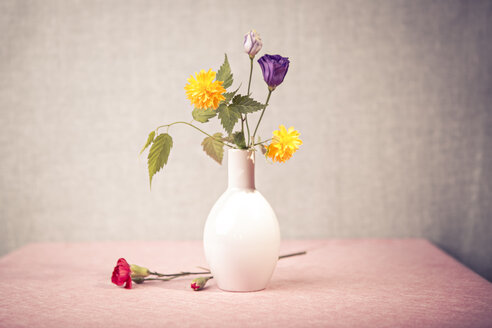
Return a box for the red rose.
[111,258,132,289]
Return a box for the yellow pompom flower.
[267,125,303,163]
[184,69,226,110]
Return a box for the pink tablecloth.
[0,239,491,327]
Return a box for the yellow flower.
[184,69,226,110]
[267,125,303,163]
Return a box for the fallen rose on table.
[111,251,307,291]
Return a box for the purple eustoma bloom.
[258,54,290,90]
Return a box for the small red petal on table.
[124,275,132,289]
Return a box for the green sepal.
[192,107,217,123]
[201,133,224,164]
[257,136,268,155]
[130,264,150,278]
[148,133,173,188]
[140,131,155,155]
[216,54,233,89]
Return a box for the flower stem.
[253,138,272,146]
[147,251,306,279]
[138,251,307,285]
[149,270,211,277]
[245,57,254,146]
[251,89,273,146]
[156,121,234,148]
[241,114,244,136]
[278,251,307,259]
[247,57,254,95]
[139,277,177,282]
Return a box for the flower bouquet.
[137,30,303,292]
[140,30,302,187]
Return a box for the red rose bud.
[190,276,212,291]
[111,258,132,289]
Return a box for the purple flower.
[258,54,290,90]
[244,30,262,58]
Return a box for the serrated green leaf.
[229,94,265,114]
[192,107,217,123]
[222,135,234,143]
[222,85,241,104]
[223,92,235,103]
[216,54,233,89]
[148,133,173,188]
[201,133,224,164]
[232,131,247,149]
[140,131,155,155]
[217,103,240,135]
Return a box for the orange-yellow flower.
[267,125,302,163]
[184,69,226,110]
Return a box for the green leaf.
[147,133,173,188]
[140,131,155,155]
[201,133,224,164]
[216,54,233,89]
[229,95,265,114]
[222,134,234,143]
[232,132,247,149]
[192,107,217,123]
[217,103,240,135]
[222,85,241,104]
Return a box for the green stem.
[149,251,305,277]
[139,277,178,282]
[251,89,273,144]
[253,138,272,146]
[245,57,254,147]
[278,251,307,259]
[140,251,307,285]
[156,121,234,148]
[247,57,254,94]
[149,270,211,277]
[241,114,245,136]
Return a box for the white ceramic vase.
[203,149,280,292]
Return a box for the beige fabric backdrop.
[1,0,491,280]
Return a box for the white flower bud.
[244,30,263,58]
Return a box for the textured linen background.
[1,0,491,280]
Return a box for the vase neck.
[228,149,255,190]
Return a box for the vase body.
[203,149,280,292]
